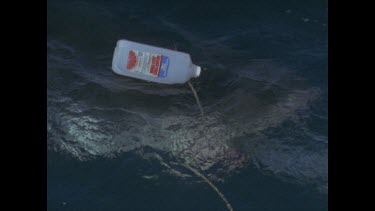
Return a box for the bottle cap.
[192,65,201,78]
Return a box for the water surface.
[47,0,328,210]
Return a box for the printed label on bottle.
[126,50,169,78]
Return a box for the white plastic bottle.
[112,39,201,84]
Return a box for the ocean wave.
[47,0,327,194]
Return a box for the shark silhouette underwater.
[47,42,327,209]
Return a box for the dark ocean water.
[47,0,328,210]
